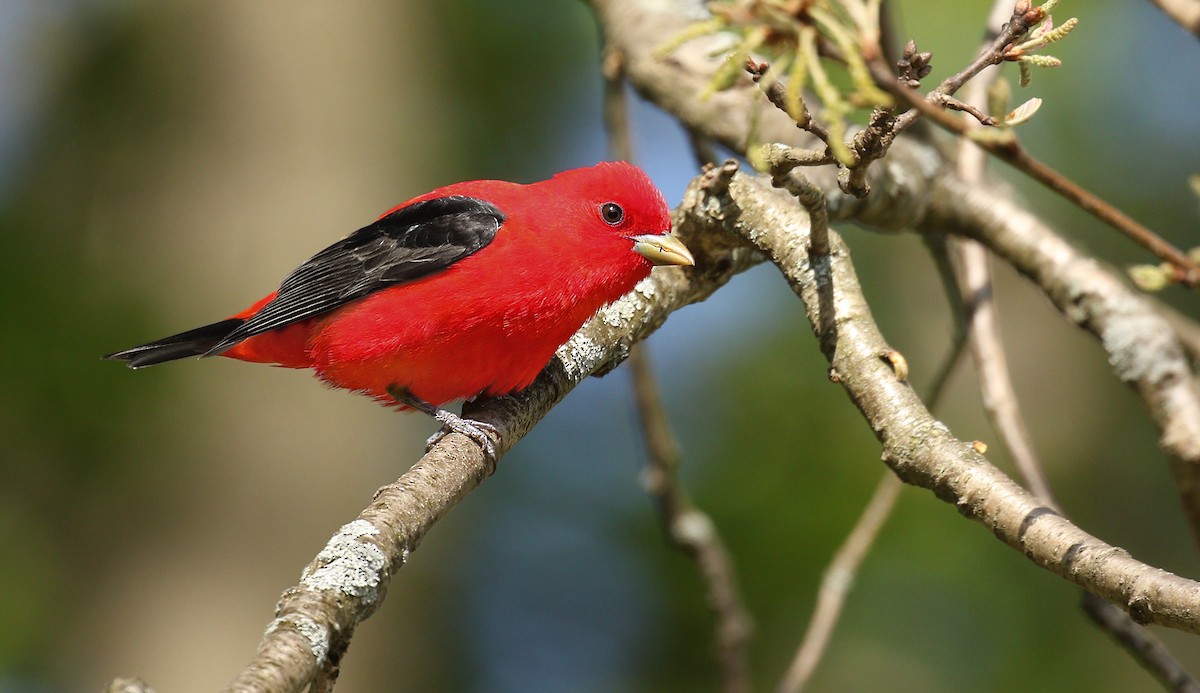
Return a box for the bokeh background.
[2,1,1198,691]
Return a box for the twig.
[947,189,1056,516]
[630,346,753,693]
[866,57,1200,287]
[927,176,1200,548]
[1000,146,1199,287]
[606,44,753,693]
[745,60,836,156]
[761,145,831,259]
[687,167,1200,634]
[777,473,902,693]
[940,95,996,126]
[777,333,967,693]
[1083,592,1200,693]
[747,58,901,198]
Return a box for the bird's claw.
[426,411,500,470]
[388,386,500,470]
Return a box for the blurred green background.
[1,1,1198,691]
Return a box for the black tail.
[104,318,245,369]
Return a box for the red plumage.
[108,162,693,411]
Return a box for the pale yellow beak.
[631,232,695,267]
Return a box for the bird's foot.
[388,386,500,468]
[425,412,500,464]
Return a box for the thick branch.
[927,178,1200,547]
[219,4,1200,689]
[596,0,1200,620]
[681,168,1200,634]
[222,171,760,692]
[218,168,1200,691]
[1149,0,1200,38]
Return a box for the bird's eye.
[599,202,624,225]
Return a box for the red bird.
[106,161,694,457]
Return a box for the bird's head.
[549,161,695,270]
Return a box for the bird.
[105,161,694,458]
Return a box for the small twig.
[939,94,996,126]
[1083,592,1200,693]
[865,49,1200,286]
[761,144,831,258]
[605,48,753,693]
[745,59,836,157]
[777,335,966,693]
[840,108,899,197]
[950,16,1199,686]
[954,221,1055,502]
[630,346,753,693]
[777,473,903,693]
[1004,146,1199,286]
[747,58,901,198]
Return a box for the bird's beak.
[631,232,695,267]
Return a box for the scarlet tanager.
[106,161,694,457]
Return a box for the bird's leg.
[387,386,500,465]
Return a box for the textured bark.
[690,168,1200,634]
[202,2,1200,689]
[223,172,760,692]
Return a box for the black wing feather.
[105,318,245,368]
[205,195,504,354]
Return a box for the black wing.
[205,195,505,354]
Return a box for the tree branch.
[219,168,761,692]
[604,46,753,693]
[631,346,753,693]
[950,8,1197,685]
[595,0,1200,628]
[1149,0,1200,38]
[684,167,1200,634]
[777,472,903,693]
[926,177,1200,548]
